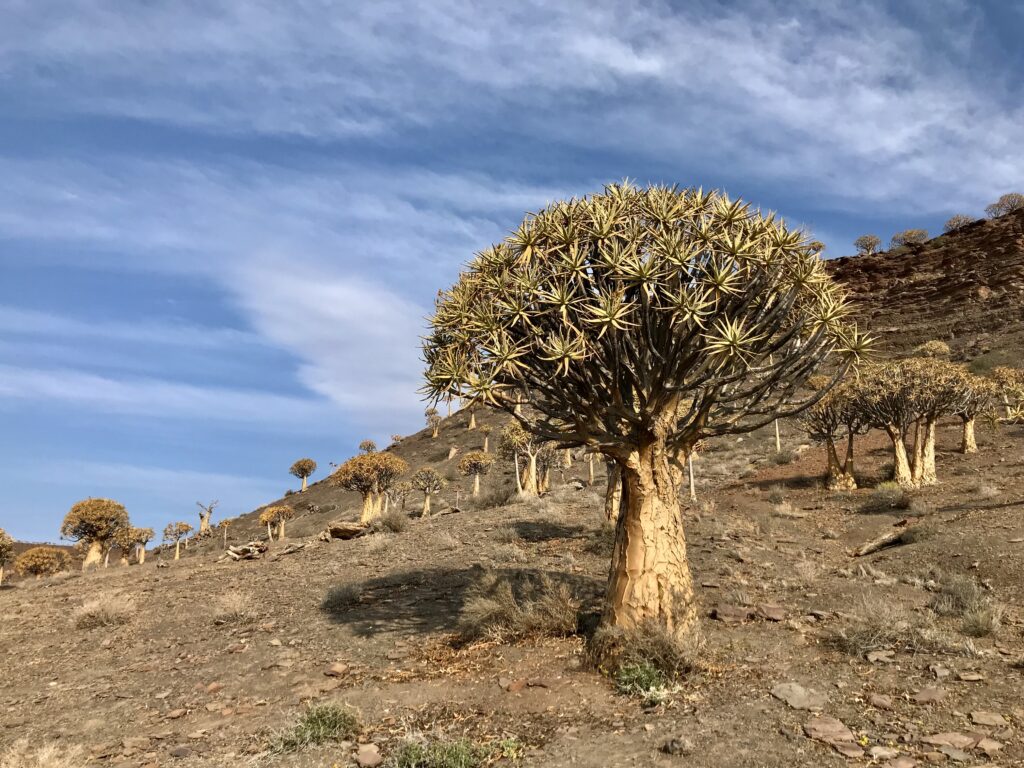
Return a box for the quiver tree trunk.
[483,436,489,453]
[120,554,129,566]
[687,452,697,501]
[473,474,480,497]
[0,565,4,586]
[588,455,595,485]
[138,546,146,565]
[603,439,699,641]
[431,424,439,438]
[824,437,857,491]
[359,494,376,525]
[467,410,476,430]
[301,476,308,492]
[199,513,211,536]
[82,540,103,570]
[604,460,622,524]
[884,425,915,488]
[422,493,432,517]
[563,449,573,469]
[278,520,286,539]
[513,451,523,494]
[919,419,938,486]
[174,540,182,560]
[266,521,275,541]
[520,452,539,495]
[961,416,977,454]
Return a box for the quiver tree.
[0,527,13,586]
[262,505,294,539]
[218,519,232,548]
[359,439,378,454]
[15,547,67,579]
[458,451,495,496]
[985,192,1024,218]
[955,373,996,453]
[479,424,493,452]
[800,381,867,490]
[390,434,404,445]
[497,421,542,495]
[163,522,192,560]
[853,234,880,255]
[331,453,408,523]
[196,500,218,535]
[61,498,129,570]
[410,468,446,516]
[534,443,559,493]
[289,458,317,491]
[944,214,974,233]
[425,408,441,438]
[113,526,153,565]
[890,229,928,248]
[422,183,867,646]
[906,359,967,486]
[387,480,413,512]
[466,407,477,430]
[991,367,1024,421]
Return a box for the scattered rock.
[867,650,896,664]
[205,682,223,694]
[169,746,192,759]
[660,737,694,756]
[710,605,754,623]
[771,682,827,711]
[937,745,970,763]
[869,746,900,760]
[803,716,863,757]
[869,694,894,711]
[884,758,918,768]
[166,709,186,720]
[324,662,349,677]
[929,664,950,680]
[912,686,946,704]
[921,733,975,750]
[506,679,528,693]
[356,743,383,768]
[970,711,1007,727]
[756,604,786,622]
[956,672,984,682]
[976,737,1003,756]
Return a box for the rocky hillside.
[828,209,1024,367]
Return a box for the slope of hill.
[828,209,1024,366]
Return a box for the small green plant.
[614,661,677,705]
[268,703,359,753]
[389,738,489,768]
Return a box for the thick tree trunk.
[278,520,286,539]
[383,494,391,515]
[483,436,489,453]
[199,514,211,536]
[603,440,699,641]
[563,449,573,469]
[919,419,938,486]
[824,438,856,490]
[540,468,550,493]
[604,460,622,524]
[431,424,439,438]
[0,565,4,586]
[360,494,376,524]
[513,451,523,494]
[82,540,103,570]
[267,522,274,541]
[301,476,308,492]
[521,452,538,495]
[588,455,595,485]
[422,494,431,517]
[467,411,476,430]
[174,540,181,560]
[961,416,977,454]
[138,546,146,565]
[120,555,129,567]
[473,474,480,497]
[884,425,915,488]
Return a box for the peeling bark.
[604,460,622,524]
[82,540,103,570]
[602,438,699,641]
[919,419,938,486]
[884,425,915,488]
[961,416,977,454]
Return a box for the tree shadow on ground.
[512,520,589,542]
[320,565,602,638]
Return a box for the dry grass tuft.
[320,584,363,614]
[268,702,360,753]
[589,619,702,680]
[371,508,409,534]
[961,605,1003,638]
[929,575,985,616]
[212,590,258,625]
[73,595,133,629]
[0,740,85,768]
[766,484,786,504]
[458,570,579,643]
[859,482,913,514]
[825,598,978,657]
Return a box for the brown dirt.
[3,411,1022,767]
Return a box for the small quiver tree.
[61,498,130,570]
[113,526,153,565]
[985,192,1024,218]
[411,468,446,516]
[853,234,880,255]
[479,424,493,452]
[387,480,413,512]
[800,381,867,490]
[944,214,974,233]
[423,183,867,648]
[262,505,294,539]
[496,421,541,495]
[163,522,193,560]
[458,451,495,497]
[534,443,559,493]
[955,372,996,453]
[991,367,1024,422]
[390,434,404,446]
[0,527,13,586]
[289,458,317,491]
[890,229,929,248]
[359,439,378,454]
[196,500,218,536]
[425,407,441,438]
[15,547,68,579]
[218,518,232,548]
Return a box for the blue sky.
[1,0,1022,541]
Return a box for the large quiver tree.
[61,498,130,570]
[423,183,867,645]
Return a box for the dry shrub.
[771,449,797,466]
[321,584,363,615]
[766,484,786,504]
[371,508,409,534]
[929,575,985,616]
[589,619,702,679]
[459,570,578,643]
[0,741,85,768]
[365,535,391,556]
[962,605,1003,638]
[859,482,913,514]
[492,525,521,544]
[826,598,978,657]
[972,484,1001,500]
[491,543,529,564]
[73,595,133,629]
[213,590,258,625]
[473,486,516,511]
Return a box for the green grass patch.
[269,703,359,753]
